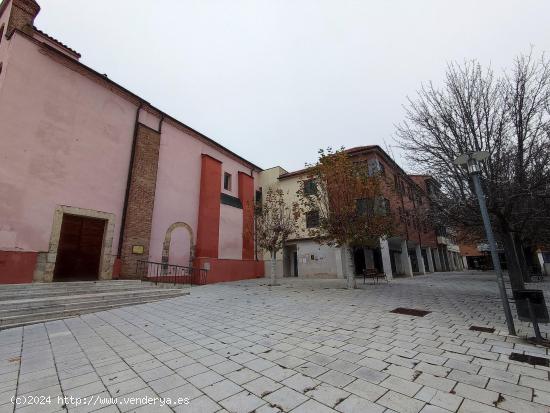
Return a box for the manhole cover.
[509,352,550,367]
[390,308,430,317]
[469,326,495,333]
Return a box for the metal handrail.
[136,260,208,286]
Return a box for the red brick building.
[259,146,464,279]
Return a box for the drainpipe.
[117,101,143,258]
[158,114,165,133]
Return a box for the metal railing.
[136,260,208,286]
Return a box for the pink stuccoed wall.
[148,120,254,265]
[169,226,192,267]
[218,204,243,260]
[0,16,262,281]
[0,34,135,254]
[0,1,12,84]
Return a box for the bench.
[362,268,388,284]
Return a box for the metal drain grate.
[469,326,495,333]
[509,352,550,367]
[390,308,431,317]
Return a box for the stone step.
[0,284,173,300]
[0,280,190,330]
[0,289,186,313]
[0,279,142,286]
[0,280,143,291]
[0,294,185,330]
[0,295,183,319]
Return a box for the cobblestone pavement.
[1,271,550,413]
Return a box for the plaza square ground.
[1,271,550,413]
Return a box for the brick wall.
[238,172,255,260]
[357,151,438,248]
[6,0,40,37]
[120,123,161,277]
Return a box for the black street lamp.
[454,151,516,336]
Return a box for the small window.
[356,198,375,215]
[381,198,390,215]
[255,188,262,212]
[255,188,262,203]
[368,159,385,176]
[374,197,390,216]
[303,179,317,195]
[0,24,4,46]
[306,210,320,228]
[356,198,368,215]
[223,172,232,191]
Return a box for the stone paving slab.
[0,271,549,412]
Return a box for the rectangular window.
[255,188,263,212]
[381,198,390,215]
[367,158,385,176]
[356,198,368,215]
[255,188,262,203]
[304,179,317,195]
[374,197,390,216]
[223,172,232,191]
[306,210,320,228]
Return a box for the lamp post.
[454,151,516,336]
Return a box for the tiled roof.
[278,145,379,179]
[33,26,81,58]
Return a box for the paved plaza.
[1,272,550,413]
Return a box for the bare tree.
[255,187,300,286]
[396,53,550,289]
[297,148,394,289]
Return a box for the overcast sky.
[36,1,550,171]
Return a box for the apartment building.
[259,146,464,279]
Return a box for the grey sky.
[36,1,550,172]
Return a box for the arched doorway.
[162,222,195,267]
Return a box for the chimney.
[5,0,40,37]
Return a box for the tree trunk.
[502,232,525,291]
[270,251,278,286]
[345,245,356,289]
[514,233,530,283]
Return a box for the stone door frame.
[36,205,116,282]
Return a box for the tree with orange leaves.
[298,148,394,289]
